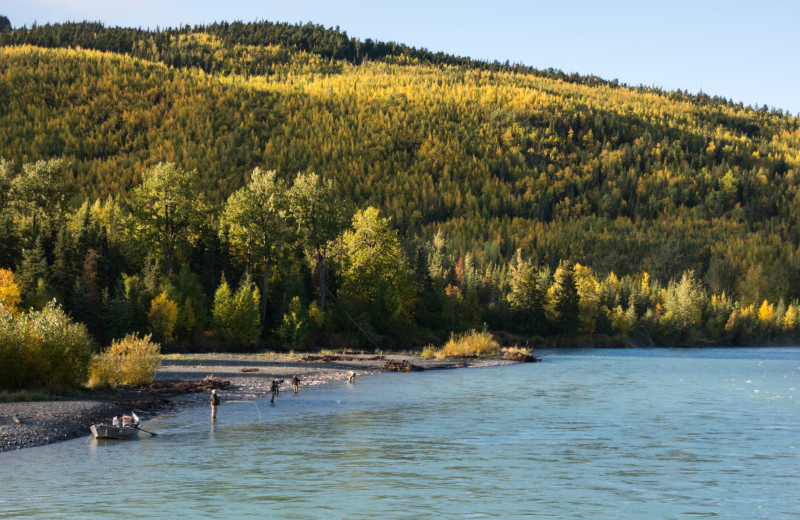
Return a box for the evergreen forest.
[1,18,800,351]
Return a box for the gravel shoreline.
[0,353,515,452]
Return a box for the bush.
[420,344,437,358]
[0,301,94,391]
[436,329,500,358]
[88,333,162,388]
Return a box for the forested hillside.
[1,20,799,349]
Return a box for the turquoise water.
[1,348,798,519]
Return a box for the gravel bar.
[1,354,515,452]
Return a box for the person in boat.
[270,379,279,403]
[291,375,301,394]
[211,389,220,419]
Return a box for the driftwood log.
[381,360,424,372]
[142,375,230,396]
[502,351,541,362]
[300,354,385,363]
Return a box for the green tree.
[507,251,547,334]
[73,248,105,338]
[16,237,49,308]
[230,276,262,346]
[211,274,234,335]
[288,172,349,311]
[131,162,206,279]
[278,296,310,350]
[550,261,580,336]
[336,207,415,334]
[10,159,72,243]
[211,274,261,346]
[0,159,14,213]
[662,270,706,338]
[222,168,288,323]
[49,226,79,303]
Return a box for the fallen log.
[503,351,540,362]
[300,354,385,363]
[381,360,424,372]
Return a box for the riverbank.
[0,353,515,452]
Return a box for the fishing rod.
[225,400,263,420]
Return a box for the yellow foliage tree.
[148,291,179,343]
[757,300,775,324]
[0,269,21,313]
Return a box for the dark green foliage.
[551,262,580,336]
[104,280,134,343]
[507,259,547,335]
[16,237,48,307]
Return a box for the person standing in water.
[270,379,279,403]
[291,375,301,394]
[210,389,220,419]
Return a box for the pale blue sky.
[4,0,799,115]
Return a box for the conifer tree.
[17,237,49,307]
[551,261,580,336]
[507,252,547,334]
[50,226,79,302]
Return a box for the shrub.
[0,301,94,391]
[88,333,162,388]
[420,344,438,358]
[436,329,500,358]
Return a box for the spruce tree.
[552,261,580,336]
[17,237,49,307]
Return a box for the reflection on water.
[2,348,798,519]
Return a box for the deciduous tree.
[131,162,206,279]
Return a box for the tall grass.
[435,329,500,359]
[88,333,162,388]
[0,301,94,391]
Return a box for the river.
[1,347,798,519]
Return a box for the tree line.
[1,158,799,350]
[0,20,799,349]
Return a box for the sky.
[4,0,799,115]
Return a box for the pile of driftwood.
[111,376,230,412]
[380,360,423,372]
[300,354,385,363]
[502,350,541,362]
[142,375,230,397]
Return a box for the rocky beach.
[0,353,514,452]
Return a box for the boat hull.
[90,424,140,439]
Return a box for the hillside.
[1,20,800,347]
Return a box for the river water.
[1,348,798,519]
